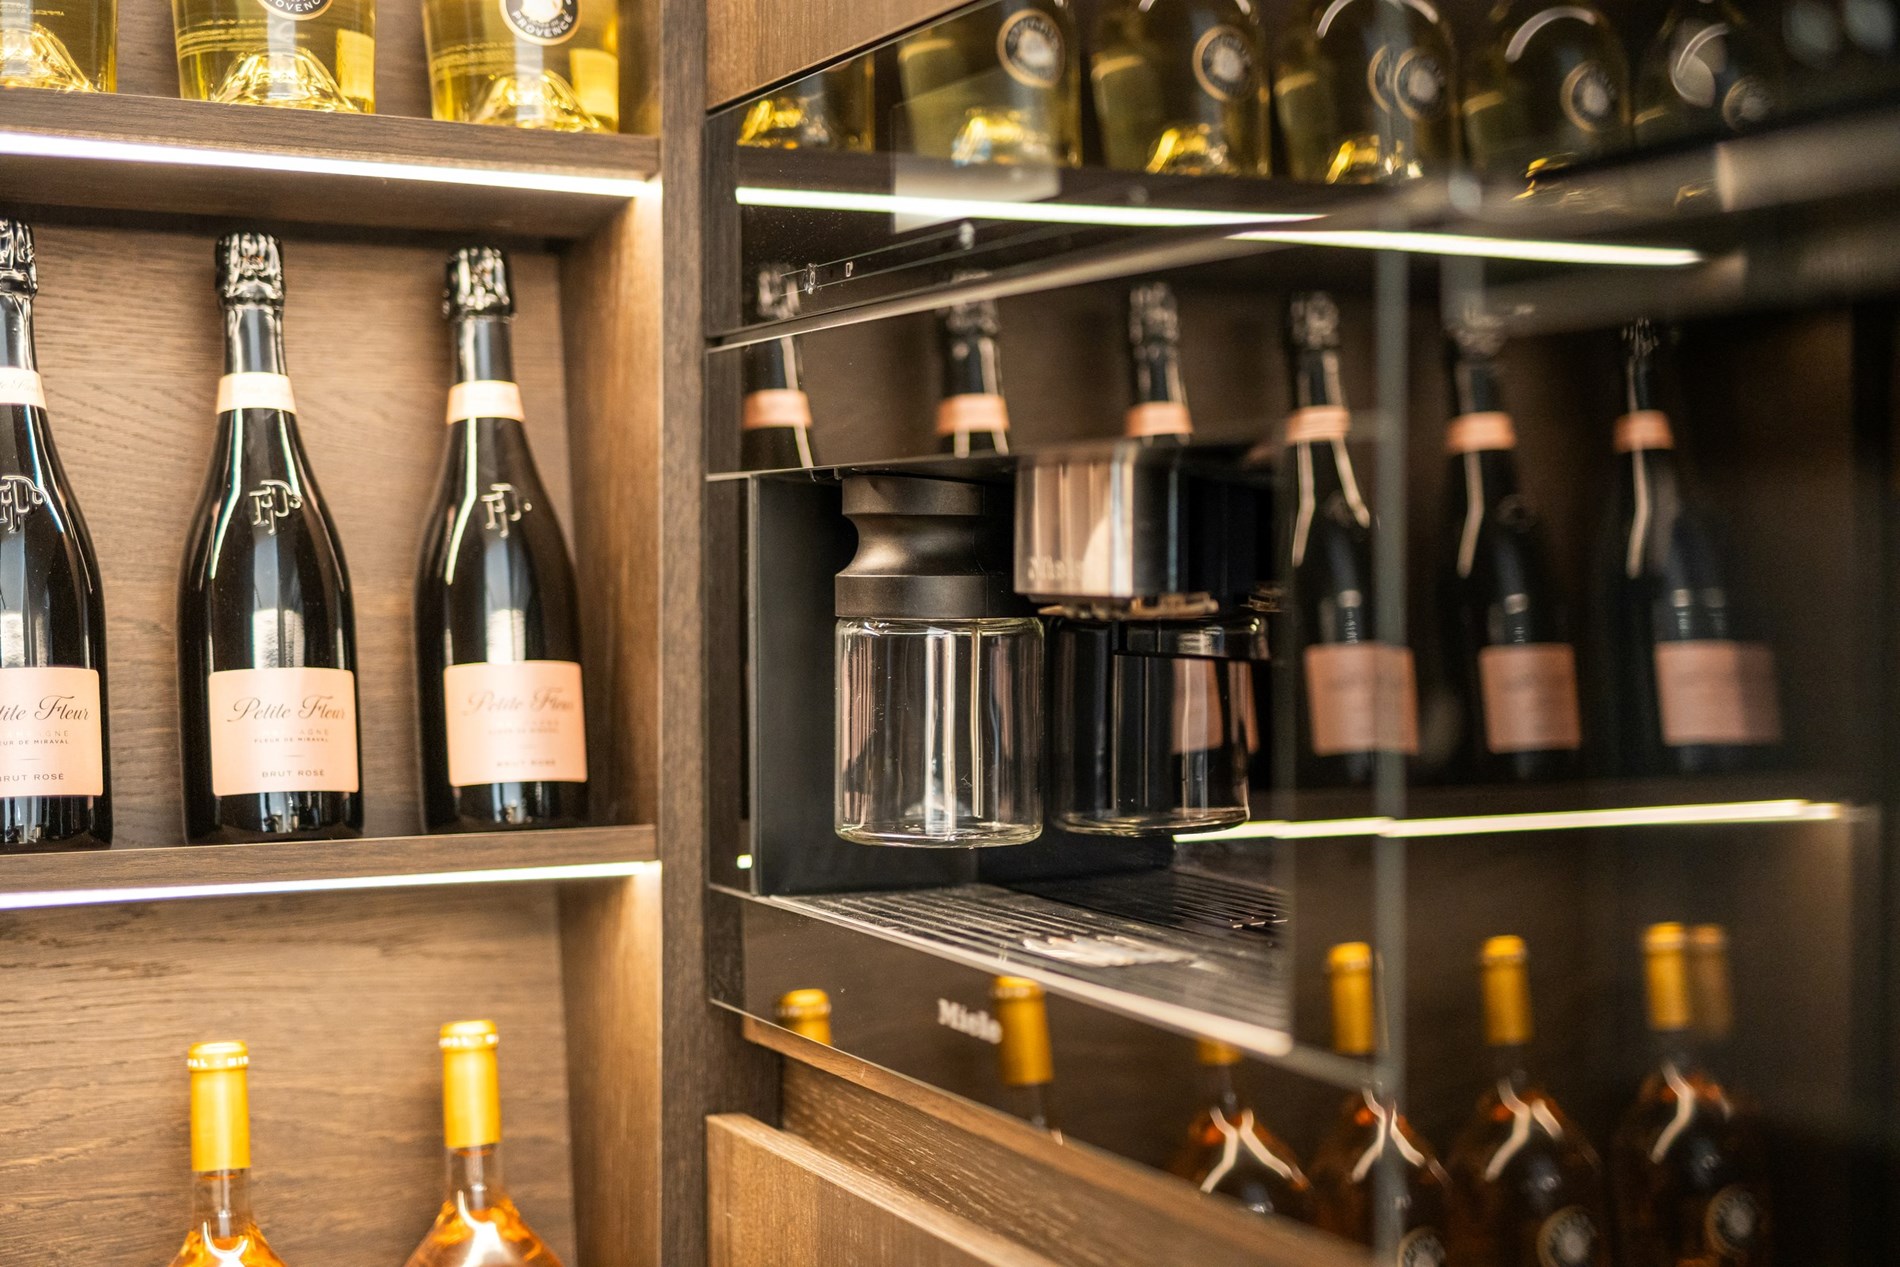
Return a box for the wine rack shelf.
[0,824,656,909]
[0,86,657,236]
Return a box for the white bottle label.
[217,372,297,415]
[0,367,45,410]
[446,380,526,425]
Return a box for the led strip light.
[1177,799,1845,843]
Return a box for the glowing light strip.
[735,184,1319,227]
[1229,227,1702,267]
[0,130,650,198]
[0,859,657,912]
[1177,799,1843,842]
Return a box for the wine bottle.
[1309,943,1449,1258]
[417,248,589,833]
[1090,0,1270,176]
[936,296,1012,456]
[992,976,1060,1134]
[1170,1037,1315,1220]
[1446,936,1610,1267]
[405,1021,567,1267]
[171,0,374,112]
[0,0,115,90]
[1273,0,1458,183]
[1279,292,1417,787]
[1462,0,1631,183]
[166,1041,291,1267]
[896,0,1081,166]
[1773,0,1900,111]
[179,232,362,844]
[1596,321,1779,778]
[1634,0,1784,145]
[1125,281,1193,445]
[0,221,109,851]
[1438,326,1581,783]
[741,267,819,471]
[737,56,874,150]
[775,988,834,1045]
[422,0,618,131]
[1611,924,1771,1267]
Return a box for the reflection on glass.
[896,0,1081,165]
[738,57,874,150]
[1124,281,1193,443]
[1090,0,1269,175]
[740,266,819,471]
[1634,0,1784,146]
[1170,1038,1314,1219]
[992,976,1061,1133]
[1462,0,1630,185]
[775,988,834,1044]
[936,294,1012,456]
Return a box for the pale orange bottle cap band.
[936,393,1010,436]
[1195,1037,1242,1066]
[1125,401,1192,438]
[742,388,812,431]
[1445,411,1517,454]
[1284,405,1351,445]
[1614,410,1675,452]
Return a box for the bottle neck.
[453,314,516,385]
[190,1169,258,1241]
[1452,352,1502,416]
[1487,1042,1531,1089]
[1649,1026,1695,1072]
[1292,346,1345,411]
[223,303,288,377]
[0,290,35,371]
[447,1142,509,1214]
[1625,349,1658,414]
[744,334,802,395]
[943,330,1002,398]
[1130,338,1185,406]
[1202,1061,1243,1118]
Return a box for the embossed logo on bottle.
[1536,1206,1600,1267]
[0,475,44,532]
[255,0,332,20]
[247,479,303,533]
[501,0,579,45]
[1396,1227,1447,1267]
[1367,44,1448,121]
[1705,1185,1763,1255]
[480,482,532,536]
[1193,25,1255,102]
[1562,60,1618,132]
[996,8,1065,89]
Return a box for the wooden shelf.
[0,823,656,909]
[0,86,657,235]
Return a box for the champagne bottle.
[1090,0,1270,176]
[417,248,589,833]
[1279,292,1417,787]
[405,1021,566,1267]
[1309,943,1449,1258]
[1462,0,1631,183]
[0,221,110,851]
[1273,0,1458,183]
[422,0,619,132]
[167,1042,290,1267]
[0,0,115,90]
[1596,321,1779,778]
[179,232,362,844]
[171,0,374,112]
[1446,936,1610,1267]
[936,296,1011,456]
[737,57,874,150]
[1124,281,1193,445]
[1634,0,1784,145]
[896,0,1081,166]
[992,976,1060,1133]
[741,267,819,471]
[1611,924,1771,1267]
[1170,1037,1314,1220]
[1438,325,1580,783]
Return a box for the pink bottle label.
[206,667,359,796]
[1304,643,1419,756]
[1479,643,1582,754]
[0,666,103,796]
[1654,641,1781,747]
[442,660,588,786]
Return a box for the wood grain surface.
[25,221,573,847]
[0,884,581,1265]
[708,1114,1064,1267]
[706,0,952,107]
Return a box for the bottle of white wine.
[0,0,115,90]
[423,0,618,131]
[737,56,874,150]
[897,0,1081,166]
[1090,0,1269,176]
[166,1041,292,1267]
[1273,0,1457,183]
[1462,0,1630,183]
[1634,0,1784,145]
[171,0,374,112]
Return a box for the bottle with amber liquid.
[992,976,1060,1134]
[1090,0,1269,175]
[1462,0,1630,184]
[1170,1038,1313,1220]
[775,988,834,1045]
[737,56,874,150]
[741,267,819,471]
[1,0,116,90]
[1611,924,1771,1267]
[166,1041,292,1267]
[1446,936,1610,1267]
[423,0,618,132]
[172,0,374,112]
[897,0,1081,165]
[1309,942,1448,1258]
[405,1021,566,1266]
[936,296,1011,457]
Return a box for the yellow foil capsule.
[1479,934,1534,1047]
[1327,941,1376,1057]
[775,988,834,1046]
[440,1019,502,1150]
[1642,922,1693,1034]
[187,1039,251,1174]
[1687,923,1734,1041]
[991,976,1054,1088]
[1195,1037,1243,1066]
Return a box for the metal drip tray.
[1008,868,1286,941]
